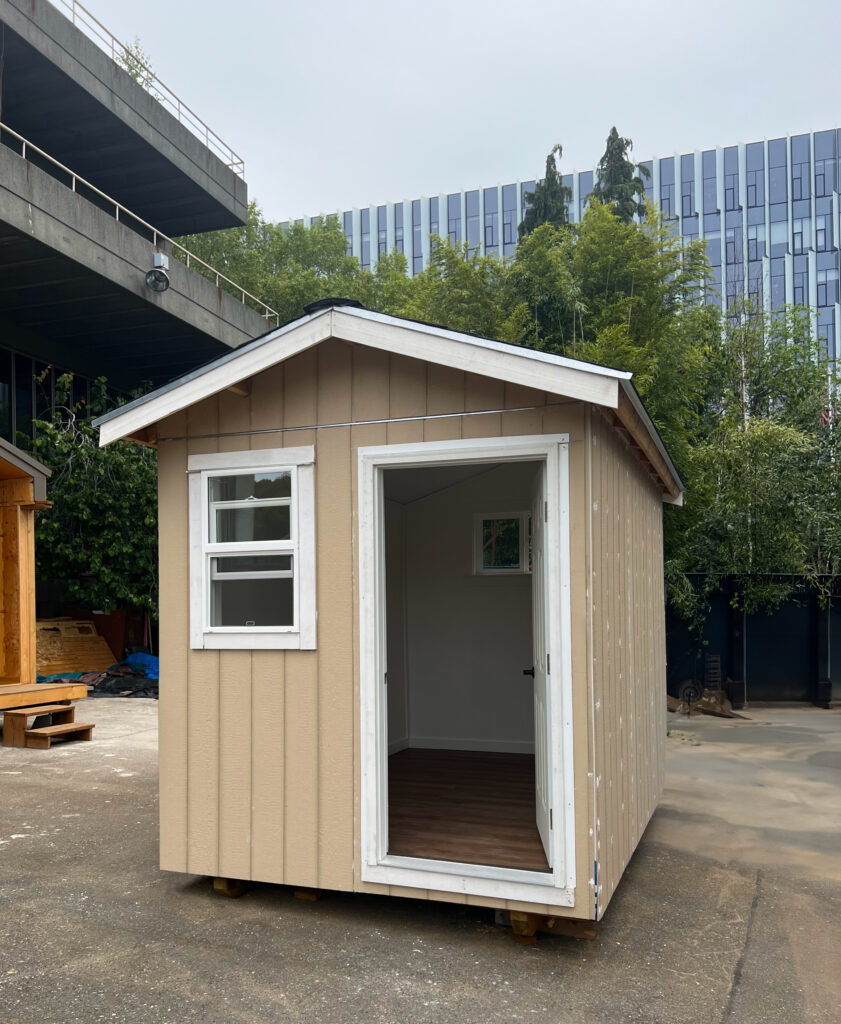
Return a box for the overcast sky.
[97,0,840,223]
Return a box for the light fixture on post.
[145,251,170,293]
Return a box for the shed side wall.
[589,411,667,919]
[157,339,595,917]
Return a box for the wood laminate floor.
[387,748,550,873]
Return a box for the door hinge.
[384,672,388,686]
[547,653,550,674]
[550,808,553,829]
[544,500,548,522]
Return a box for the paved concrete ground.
[1,700,839,1024]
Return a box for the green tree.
[519,144,572,238]
[400,237,511,338]
[591,127,649,224]
[666,304,841,616]
[31,378,158,615]
[176,207,371,324]
[116,37,159,97]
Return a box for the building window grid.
[377,205,387,256]
[394,204,404,255]
[702,151,717,214]
[328,131,841,327]
[578,171,593,220]
[447,193,461,246]
[793,257,809,306]
[681,154,695,219]
[429,197,439,239]
[0,349,92,443]
[466,190,480,257]
[360,209,371,269]
[502,184,517,256]
[483,187,499,253]
[659,158,676,220]
[411,199,423,275]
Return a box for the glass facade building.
[299,129,841,360]
[0,349,93,445]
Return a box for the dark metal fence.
[666,576,839,705]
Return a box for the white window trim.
[472,510,531,575]
[187,446,316,650]
[357,433,575,906]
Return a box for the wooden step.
[24,722,94,750]
[2,704,76,747]
[4,704,75,718]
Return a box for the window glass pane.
[213,505,289,543]
[578,170,593,219]
[211,576,294,627]
[210,472,292,543]
[482,517,521,570]
[0,350,11,441]
[502,183,517,254]
[342,211,353,256]
[14,355,33,442]
[210,472,290,502]
[213,555,292,574]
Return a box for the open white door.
[531,462,553,867]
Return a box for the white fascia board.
[618,379,685,496]
[96,314,333,447]
[97,305,628,447]
[332,309,622,409]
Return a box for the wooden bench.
[2,703,95,749]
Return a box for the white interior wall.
[385,462,537,754]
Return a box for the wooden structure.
[96,301,683,925]
[0,439,94,748]
[0,439,52,686]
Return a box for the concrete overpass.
[0,0,274,398]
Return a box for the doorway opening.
[382,458,551,873]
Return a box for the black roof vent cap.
[304,297,365,315]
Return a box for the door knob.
[523,667,535,677]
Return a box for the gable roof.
[94,303,683,501]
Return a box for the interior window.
[474,512,530,574]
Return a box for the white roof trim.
[95,305,632,449]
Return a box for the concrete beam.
[0,0,248,234]
[0,144,269,384]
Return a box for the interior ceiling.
[0,222,228,389]
[384,463,507,505]
[0,23,242,236]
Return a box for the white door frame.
[358,434,576,906]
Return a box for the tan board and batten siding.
[156,337,667,921]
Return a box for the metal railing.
[50,0,245,177]
[0,122,278,325]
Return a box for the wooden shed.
[0,438,50,689]
[95,301,683,926]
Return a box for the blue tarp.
[122,653,159,680]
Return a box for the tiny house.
[96,301,682,925]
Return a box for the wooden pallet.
[36,619,115,675]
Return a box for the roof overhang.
[0,435,51,501]
[94,305,684,501]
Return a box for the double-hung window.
[187,446,316,650]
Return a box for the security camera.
[145,251,170,292]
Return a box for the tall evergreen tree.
[591,127,649,223]
[518,144,572,238]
